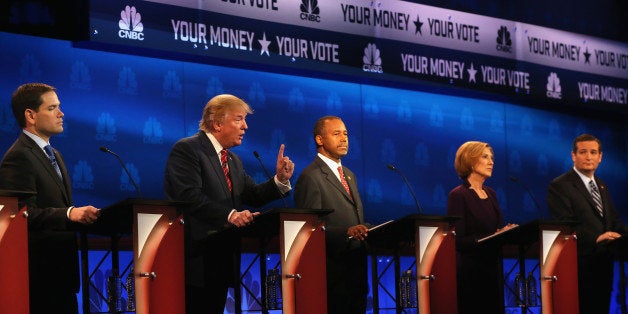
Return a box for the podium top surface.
[0,189,36,198]
[88,198,190,236]
[366,214,460,250]
[477,219,577,247]
[220,207,334,238]
[101,198,191,211]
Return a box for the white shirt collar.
[204,132,224,155]
[317,153,343,180]
[573,166,597,190]
[23,129,50,151]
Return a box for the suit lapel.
[197,132,232,196]
[51,147,72,203]
[595,177,611,221]
[21,134,71,205]
[568,170,600,218]
[317,158,354,203]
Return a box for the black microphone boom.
[509,175,543,219]
[253,151,288,207]
[99,146,142,198]
[387,164,423,214]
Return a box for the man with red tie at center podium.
[294,116,370,314]
[164,94,295,313]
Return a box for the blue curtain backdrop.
[0,31,626,313]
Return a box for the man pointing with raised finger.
[164,94,294,313]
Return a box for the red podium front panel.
[540,227,579,314]
[477,220,579,314]
[0,193,30,314]
[415,222,457,314]
[367,214,459,314]
[279,212,327,314]
[133,204,185,314]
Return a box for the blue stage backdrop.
[0,31,626,313]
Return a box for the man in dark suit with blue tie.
[294,116,369,314]
[0,83,101,314]
[164,94,295,313]
[547,133,627,314]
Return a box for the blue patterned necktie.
[589,179,604,217]
[44,145,62,179]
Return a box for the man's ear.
[314,134,323,146]
[211,120,221,132]
[25,109,36,123]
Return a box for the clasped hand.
[597,231,622,243]
[229,210,260,227]
[69,205,100,225]
[347,224,369,241]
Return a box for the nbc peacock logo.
[118,5,145,41]
[362,43,383,73]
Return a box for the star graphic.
[467,63,477,83]
[583,47,591,64]
[414,15,423,35]
[258,32,271,56]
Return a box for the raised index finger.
[277,144,285,160]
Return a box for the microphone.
[253,151,288,207]
[509,176,543,219]
[387,164,423,214]
[100,146,143,198]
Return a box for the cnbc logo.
[546,72,562,99]
[362,43,383,73]
[495,26,512,53]
[118,5,144,41]
[299,0,321,22]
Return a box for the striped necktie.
[589,179,604,217]
[44,144,62,179]
[221,149,232,192]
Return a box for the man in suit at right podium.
[547,133,627,314]
[294,116,369,314]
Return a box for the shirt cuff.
[67,206,74,219]
[274,175,292,194]
[227,209,236,223]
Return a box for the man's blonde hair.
[198,94,253,132]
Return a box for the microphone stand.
[387,164,423,214]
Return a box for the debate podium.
[609,236,628,314]
[478,220,578,314]
[366,214,459,314]
[235,208,332,314]
[86,198,187,314]
[0,190,33,314]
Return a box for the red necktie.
[338,166,352,200]
[220,149,232,192]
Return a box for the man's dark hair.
[572,134,602,153]
[11,83,56,128]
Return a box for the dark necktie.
[589,179,603,217]
[44,145,62,179]
[337,166,353,200]
[220,149,232,192]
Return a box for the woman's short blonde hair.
[454,141,492,179]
